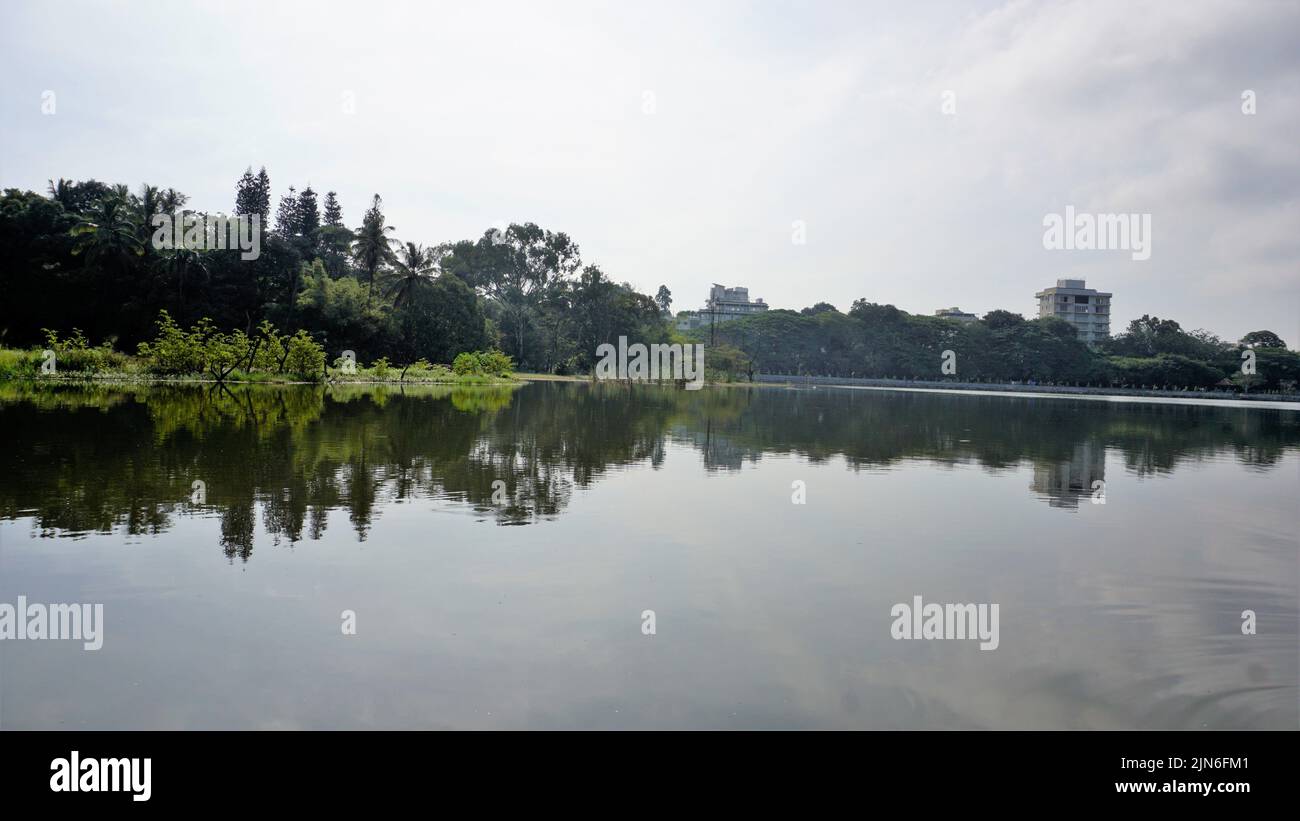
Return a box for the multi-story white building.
[676,284,768,331]
[1035,279,1111,343]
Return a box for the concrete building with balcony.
[934,307,979,323]
[1035,278,1111,343]
[676,284,769,331]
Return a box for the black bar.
[0,731,1288,808]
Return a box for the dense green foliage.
[700,304,1299,391]
[0,171,669,375]
[453,350,515,378]
[132,311,327,379]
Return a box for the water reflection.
[1031,440,1106,509]
[1,381,1298,559]
[2,380,1298,730]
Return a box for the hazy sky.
[2,0,1296,342]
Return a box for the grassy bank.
[0,347,515,386]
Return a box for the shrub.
[136,311,207,375]
[452,351,482,376]
[452,349,514,378]
[39,328,128,374]
[203,329,253,380]
[252,320,288,372]
[283,330,326,379]
[478,349,514,377]
[136,311,323,380]
[409,361,453,381]
[0,348,43,378]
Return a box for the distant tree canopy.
[981,309,1025,330]
[1241,330,1287,349]
[655,285,672,314]
[800,302,838,316]
[694,304,1298,390]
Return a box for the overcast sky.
[2,0,1296,342]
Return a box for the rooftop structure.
[676,283,769,331]
[934,307,978,323]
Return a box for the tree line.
[0,169,669,374]
[698,304,1299,392]
[2,171,1294,390]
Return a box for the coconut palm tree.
[160,188,188,214]
[351,194,396,306]
[47,178,76,210]
[385,242,437,308]
[70,195,144,269]
[134,184,163,243]
[165,246,209,307]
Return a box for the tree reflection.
[2,382,1297,559]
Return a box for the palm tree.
[351,194,396,306]
[385,242,437,307]
[70,195,144,269]
[160,188,188,214]
[165,247,209,307]
[134,184,163,242]
[47,178,76,210]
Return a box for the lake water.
[1,381,1296,729]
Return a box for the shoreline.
[519,372,1300,408]
[751,374,1300,407]
[0,374,517,387]
[10,372,1298,409]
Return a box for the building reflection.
[1030,439,1107,509]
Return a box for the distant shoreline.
[751,374,1300,406]
[25,371,1285,407]
[517,372,1300,407]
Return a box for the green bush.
[0,348,43,378]
[136,311,207,375]
[39,328,128,374]
[406,359,453,381]
[452,351,482,376]
[203,329,253,380]
[134,311,324,380]
[453,349,513,377]
[283,330,326,379]
[252,320,288,372]
[478,349,514,377]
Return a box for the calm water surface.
[1,381,1296,729]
